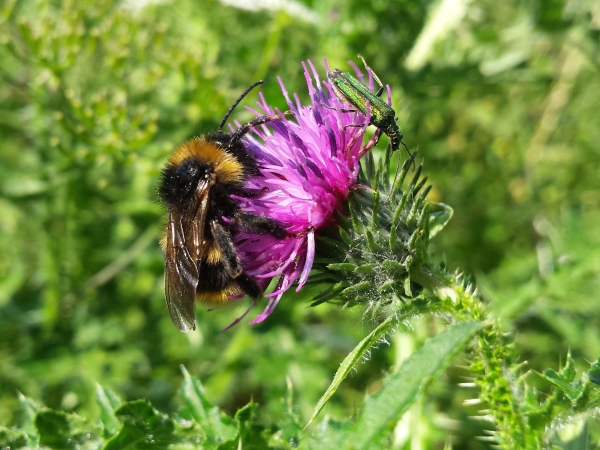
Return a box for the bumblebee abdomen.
[195,261,241,304]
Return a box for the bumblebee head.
[159,157,214,211]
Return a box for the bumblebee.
[158,81,290,332]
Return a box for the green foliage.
[346,322,481,448]
[304,321,483,449]
[3,333,490,450]
[308,317,395,425]
[178,367,238,445]
[1,374,278,449]
[1,0,599,448]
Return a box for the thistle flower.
[227,59,447,328]
[226,59,381,327]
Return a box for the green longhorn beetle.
[327,56,410,157]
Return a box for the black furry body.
[159,129,287,332]
[159,132,258,221]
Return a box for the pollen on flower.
[227,59,383,327]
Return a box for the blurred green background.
[0,0,599,447]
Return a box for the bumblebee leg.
[245,186,269,198]
[233,212,288,239]
[235,273,262,299]
[210,220,243,278]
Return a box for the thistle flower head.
[227,59,448,327]
[230,59,381,325]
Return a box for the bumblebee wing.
[164,210,198,332]
[164,179,212,332]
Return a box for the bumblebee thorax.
[171,137,246,183]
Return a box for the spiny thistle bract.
[308,147,448,321]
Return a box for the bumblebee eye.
[175,159,200,180]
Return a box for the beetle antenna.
[402,141,416,170]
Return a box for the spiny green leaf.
[36,409,102,450]
[364,150,375,182]
[403,277,413,297]
[179,366,237,445]
[381,259,404,276]
[305,273,337,285]
[429,203,454,239]
[348,200,364,232]
[408,164,423,190]
[103,400,177,450]
[341,281,372,296]
[421,203,431,247]
[390,193,406,229]
[327,263,358,272]
[96,383,123,438]
[377,280,396,293]
[587,357,600,386]
[419,184,432,202]
[315,236,347,254]
[370,190,381,227]
[354,263,377,274]
[230,402,270,450]
[365,229,381,253]
[335,211,353,232]
[393,154,414,198]
[413,176,428,197]
[389,220,399,251]
[311,282,351,306]
[0,427,31,449]
[542,372,583,403]
[373,156,384,191]
[408,228,421,251]
[406,195,422,226]
[341,321,482,449]
[339,227,354,246]
[17,392,41,439]
[306,317,395,426]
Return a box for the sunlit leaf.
[303,321,482,449]
[541,355,584,403]
[96,384,123,438]
[307,317,395,426]
[36,409,102,450]
[103,400,178,450]
[179,366,238,446]
[344,321,481,448]
[428,202,453,239]
[0,427,30,449]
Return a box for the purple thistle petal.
[297,230,315,289]
[347,60,364,83]
[223,59,382,326]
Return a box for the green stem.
[430,273,541,448]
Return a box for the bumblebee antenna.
[219,80,264,131]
